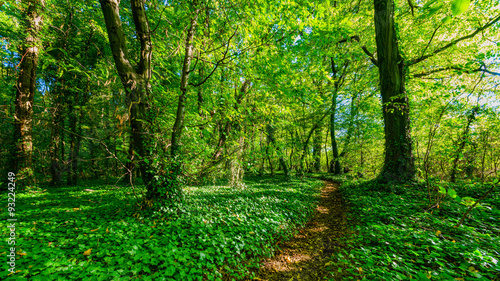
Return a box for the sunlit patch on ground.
[252,180,351,280]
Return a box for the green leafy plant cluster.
[326,179,499,280]
[0,176,322,280]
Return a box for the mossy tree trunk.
[374,0,414,183]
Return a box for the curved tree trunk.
[99,0,155,192]
[374,0,414,183]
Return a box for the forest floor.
[252,180,351,281]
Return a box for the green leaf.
[448,188,457,198]
[438,186,446,194]
[441,15,452,24]
[451,0,470,16]
[454,195,462,203]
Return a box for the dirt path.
[251,180,350,281]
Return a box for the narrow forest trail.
[252,180,350,281]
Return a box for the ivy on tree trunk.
[373,0,415,183]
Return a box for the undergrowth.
[0,176,322,280]
[327,178,499,280]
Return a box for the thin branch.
[413,64,500,78]
[418,23,442,63]
[408,13,500,66]
[456,182,497,227]
[189,28,237,87]
[339,35,378,66]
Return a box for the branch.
[340,35,378,67]
[131,0,152,77]
[412,64,500,78]
[361,46,378,67]
[456,182,497,227]
[418,23,442,63]
[98,0,136,79]
[189,28,238,87]
[408,13,500,66]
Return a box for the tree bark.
[450,108,477,182]
[266,124,289,179]
[171,10,199,162]
[49,93,63,186]
[67,105,83,185]
[313,124,322,172]
[330,102,341,175]
[329,57,347,175]
[99,0,154,191]
[12,0,43,183]
[374,0,414,183]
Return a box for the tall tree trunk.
[329,57,348,175]
[374,0,414,183]
[450,108,477,182]
[313,124,322,172]
[12,0,43,183]
[339,90,360,159]
[99,0,155,193]
[170,7,199,186]
[67,104,76,185]
[330,91,341,175]
[49,95,63,186]
[67,105,83,185]
[266,124,290,179]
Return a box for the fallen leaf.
[436,230,441,236]
[106,227,110,233]
[91,228,99,232]
[83,248,92,256]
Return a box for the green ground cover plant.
[0,176,322,280]
[326,178,499,281]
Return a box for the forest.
[1,0,499,280]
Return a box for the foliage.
[0,176,322,280]
[326,178,500,280]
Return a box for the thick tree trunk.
[99,0,155,192]
[12,0,43,183]
[374,0,414,183]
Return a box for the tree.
[12,0,43,184]
[372,0,414,183]
[98,0,155,192]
